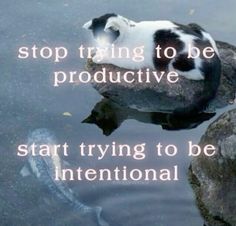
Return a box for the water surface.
[1,1,236,225]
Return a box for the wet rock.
[86,41,236,112]
[189,109,236,226]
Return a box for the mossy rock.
[189,109,236,226]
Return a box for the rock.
[86,41,236,113]
[189,109,236,226]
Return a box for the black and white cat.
[83,13,221,116]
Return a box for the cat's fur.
[83,14,221,116]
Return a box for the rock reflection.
[83,98,215,135]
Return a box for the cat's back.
[136,20,177,31]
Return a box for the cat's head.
[83,13,132,45]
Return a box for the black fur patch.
[174,22,204,38]
[90,13,120,44]
[194,39,213,59]
[91,13,117,29]
[173,53,195,71]
[173,45,221,116]
[153,29,184,70]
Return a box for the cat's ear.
[83,20,93,29]
[104,19,120,32]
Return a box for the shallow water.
[1,1,236,226]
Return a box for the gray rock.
[86,41,236,112]
[189,109,236,226]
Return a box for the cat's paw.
[92,55,103,64]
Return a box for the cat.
[83,13,221,116]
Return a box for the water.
[1,0,236,225]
